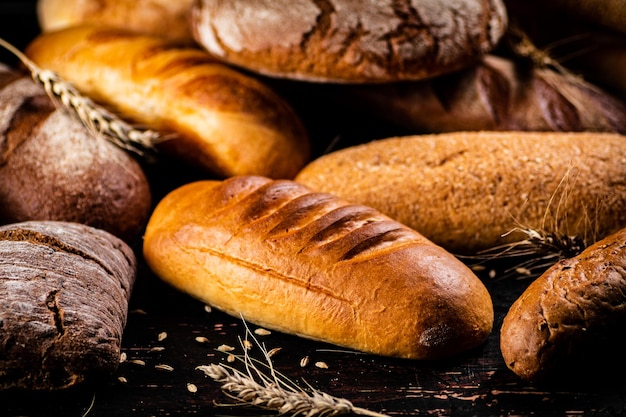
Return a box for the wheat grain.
[196,319,390,417]
[197,363,388,417]
[0,37,163,157]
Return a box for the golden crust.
[143,176,494,360]
[25,25,311,179]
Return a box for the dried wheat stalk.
[197,321,390,417]
[0,37,162,157]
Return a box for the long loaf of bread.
[24,25,311,179]
[142,176,494,360]
[295,131,626,256]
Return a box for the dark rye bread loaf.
[190,0,508,83]
[0,221,136,391]
[0,64,152,242]
[500,226,626,385]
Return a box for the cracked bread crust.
[0,221,136,390]
[500,226,626,384]
[190,0,508,83]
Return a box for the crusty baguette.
[24,25,311,179]
[0,64,151,243]
[190,0,508,83]
[340,54,626,134]
[142,176,494,360]
[500,226,626,384]
[294,131,626,256]
[37,0,195,44]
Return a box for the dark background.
[1,2,626,416]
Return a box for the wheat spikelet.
[197,321,390,417]
[0,37,162,158]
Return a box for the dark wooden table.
[2,3,626,416]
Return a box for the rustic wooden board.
[2,2,626,416]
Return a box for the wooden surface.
[2,2,626,416]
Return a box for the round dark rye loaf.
[190,0,508,83]
[0,221,136,390]
[0,65,152,243]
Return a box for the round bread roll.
[190,0,508,83]
[0,65,152,243]
[37,0,195,43]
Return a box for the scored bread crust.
[37,0,196,43]
[24,25,311,179]
[143,176,494,360]
[189,0,508,83]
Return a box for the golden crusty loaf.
[190,0,508,83]
[24,25,311,179]
[500,226,626,384]
[37,0,195,43]
[295,131,626,255]
[143,176,494,360]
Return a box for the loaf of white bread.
[24,25,311,179]
[143,176,494,360]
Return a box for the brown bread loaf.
[143,176,494,360]
[294,131,626,256]
[37,0,196,43]
[0,221,137,390]
[340,54,626,134]
[500,226,626,384]
[190,0,508,83]
[24,25,311,179]
[0,64,151,243]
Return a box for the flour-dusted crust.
[190,0,508,82]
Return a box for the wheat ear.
[0,37,162,157]
[197,321,390,417]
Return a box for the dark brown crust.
[500,226,626,384]
[190,0,508,82]
[0,68,152,242]
[0,221,136,390]
[340,55,626,134]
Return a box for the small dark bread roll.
[190,0,508,83]
[0,221,137,391]
[500,226,626,385]
[0,65,152,242]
